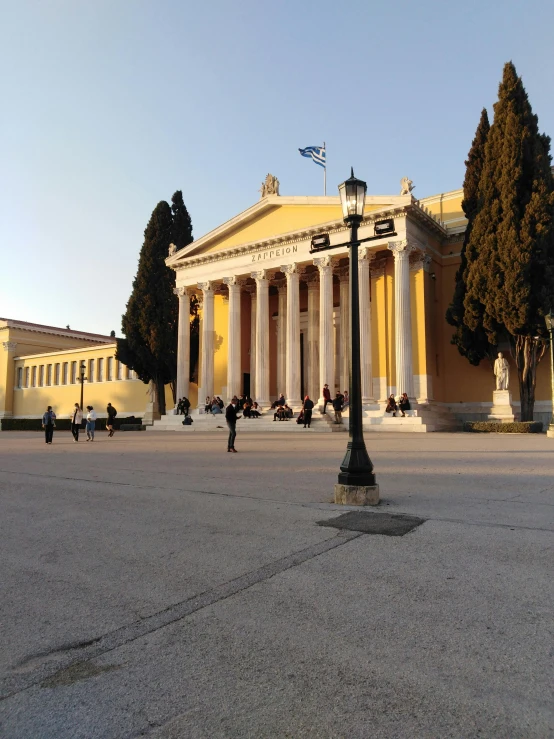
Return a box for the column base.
[334,483,380,506]
[547,424,554,438]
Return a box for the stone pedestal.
[334,483,380,506]
[143,401,161,426]
[488,390,515,422]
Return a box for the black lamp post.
[78,361,87,412]
[336,169,377,488]
[545,310,554,438]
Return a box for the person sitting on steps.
[399,392,411,417]
[385,394,398,417]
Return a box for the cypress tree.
[170,190,193,250]
[446,108,495,365]
[463,62,554,420]
[170,190,199,382]
[116,201,177,414]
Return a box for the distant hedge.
[1,416,142,431]
[463,421,543,434]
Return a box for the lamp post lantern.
[79,361,87,412]
[334,169,379,505]
[545,310,554,438]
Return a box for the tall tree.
[463,62,554,420]
[116,201,176,414]
[446,108,496,365]
[170,190,199,381]
[170,190,193,250]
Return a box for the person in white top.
[71,403,83,442]
[86,406,97,441]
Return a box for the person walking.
[42,406,56,444]
[322,384,331,414]
[225,396,241,453]
[106,402,117,437]
[70,403,83,442]
[332,392,344,425]
[86,406,97,441]
[302,395,314,428]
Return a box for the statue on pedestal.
[494,352,510,391]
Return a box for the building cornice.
[172,203,413,272]
[0,319,113,343]
[14,342,117,362]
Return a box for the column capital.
[251,269,268,283]
[280,262,300,277]
[409,252,433,272]
[173,286,194,298]
[313,255,333,273]
[387,239,418,258]
[304,272,319,289]
[244,284,257,296]
[369,257,388,279]
[197,281,214,293]
[2,341,17,352]
[223,276,248,289]
[334,265,349,282]
[273,277,287,291]
[359,247,378,263]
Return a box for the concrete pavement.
[0,429,552,738]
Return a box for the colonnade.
[174,239,424,409]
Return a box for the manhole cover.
[317,511,425,537]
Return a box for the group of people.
[41,402,117,444]
[385,393,411,417]
[204,396,225,415]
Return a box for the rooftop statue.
[260,174,280,198]
[400,177,415,196]
[168,243,177,256]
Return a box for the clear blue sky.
[1,0,553,336]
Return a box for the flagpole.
[323,141,326,195]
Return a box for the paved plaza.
[0,429,552,738]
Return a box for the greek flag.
[299,145,326,168]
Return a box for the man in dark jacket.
[302,396,314,428]
[332,392,344,425]
[322,384,331,414]
[225,397,241,453]
[106,403,117,437]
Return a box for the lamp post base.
[547,424,554,438]
[334,483,380,506]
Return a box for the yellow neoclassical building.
[1,180,551,431]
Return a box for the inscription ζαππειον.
[251,245,298,262]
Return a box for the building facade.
[166,184,552,426]
[2,182,552,429]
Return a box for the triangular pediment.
[167,195,402,264]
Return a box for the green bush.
[1,416,142,431]
[463,421,543,433]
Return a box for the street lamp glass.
[545,309,553,332]
[338,168,367,222]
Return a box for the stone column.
[305,273,320,402]
[197,281,214,405]
[336,266,349,395]
[0,341,17,418]
[388,239,417,399]
[252,270,270,406]
[282,263,301,407]
[275,279,287,397]
[314,255,335,405]
[245,286,256,398]
[359,248,375,404]
[173,287,192,404]
[223,276,243,401]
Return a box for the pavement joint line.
[1,468,553,533]
[0,530,362,702]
